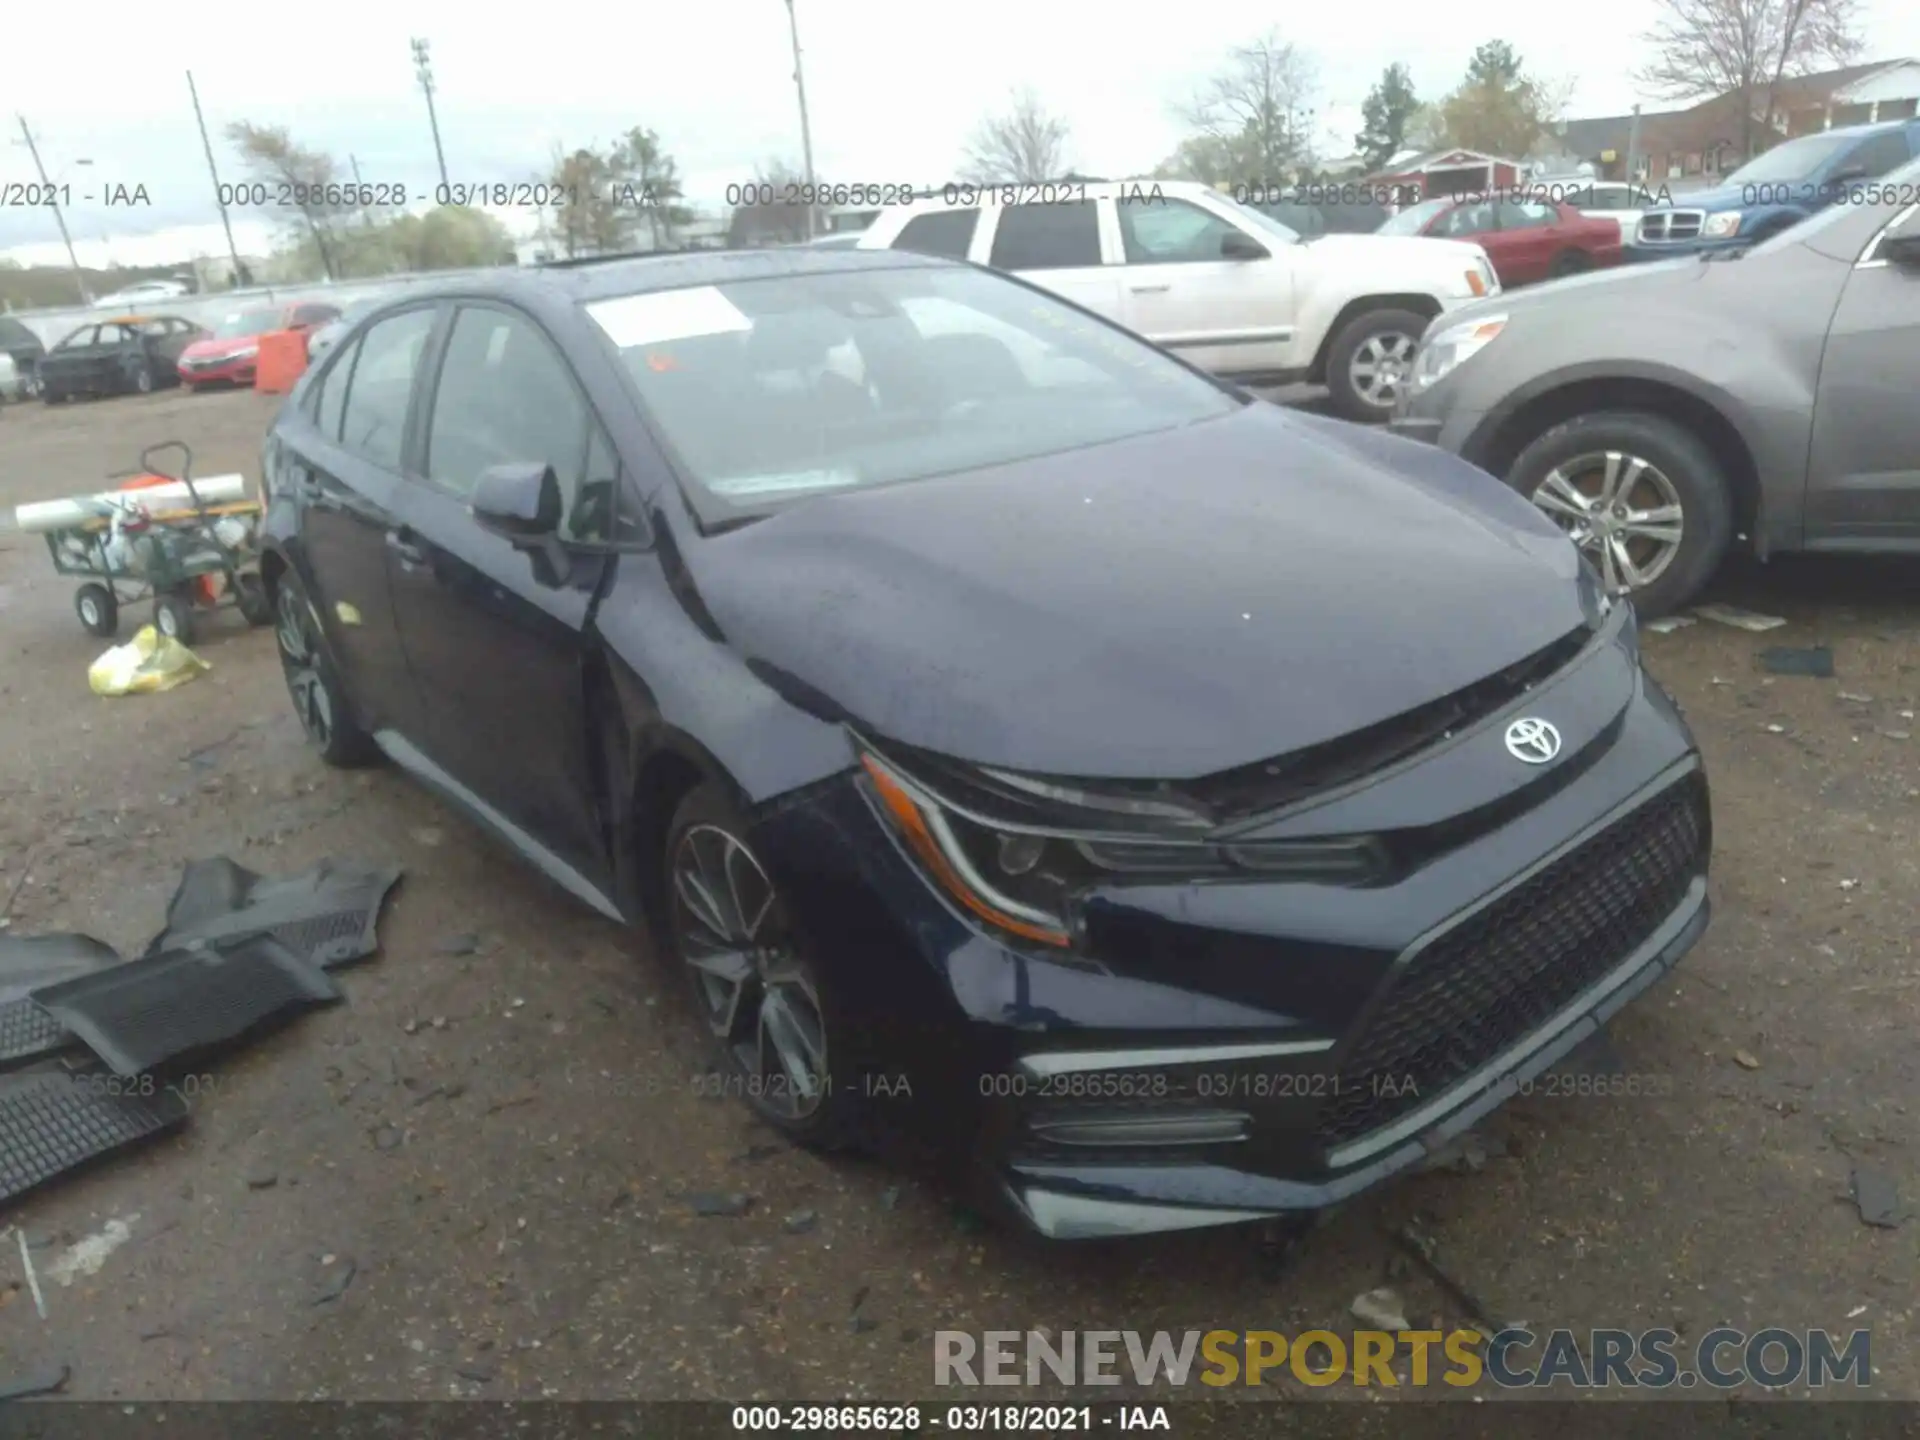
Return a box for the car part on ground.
[143,856,402,971]
[857,178,1497,424]
[0,1068,190,1209]
[262,247,1713,1239]
[0,933,122,1072]
[1391,154,1920,616]
[31,936,341,1080]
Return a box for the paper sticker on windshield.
[589,287,752,349]
[709,469,859,498]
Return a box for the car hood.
[1443,253,1711,326]
[181,337,258,362]
[679,403,1587,779]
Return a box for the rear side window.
[338,308,435,470]
[1841,130,1912,180]
[891,209,978,259]
[988,201,1101,270]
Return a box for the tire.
[273,567,379,767]
[1324,307,1429,423]
[1507,410,1734,619]
[43,390,66,406]
[132,366,154,395]
[234,571,272,626]
[1548,249,1590,279]
[75,583,118,638]
[153,590,196,646]
[663,782,865,1152]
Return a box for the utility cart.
[28,442,271,647]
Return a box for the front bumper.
[751,628,1711,1239]
[180,357,255,386]
[1625,234,1742,262]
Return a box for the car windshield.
[1207,194,1301,243]
[1724,132,1858,185]
[1376,197,1454,235]
[1748,153,1920,256]
[56,326,100,349]
[214,310,283,339]
[589,264,1241,508]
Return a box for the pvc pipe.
[13,474,250,533]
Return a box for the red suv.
[1379,196,1621,287]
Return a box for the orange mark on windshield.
[645,352,680,372]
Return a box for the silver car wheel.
[1531,449,1685,594]
[672,823,828,1121]
[1347,331,1417,410]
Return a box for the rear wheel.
[1548,249,1590,279]
[1508,410,1734,618]
[273,569,379,767]
[234,572,272,626]
[153,589,197,646]
[131,365,154,395]
[1325,308,1428,423]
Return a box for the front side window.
[586,264,1239,512]
[1117,198,1248,264]
[891,210,979,260]
[1497,200,1556,229]
[1436,202,1497,236]
[424,306,595,522]
[988,201,1101,270]
[338,308,434,470]
[1376,196,1455,235]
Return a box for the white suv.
[857,180,1499,421]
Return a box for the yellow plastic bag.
[88,624,210,696]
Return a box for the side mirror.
[1884,232,1920,269]
[472,462,562,542]
[1220,231,1269,260]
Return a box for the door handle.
[1129,283,1172,294]
[385,528,427,566]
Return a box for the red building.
[1368,148,1525,201]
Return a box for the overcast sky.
[5,0,1919,267]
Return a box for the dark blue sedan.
[259,248,1712,1240]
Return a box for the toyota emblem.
[1504,717,1562,764]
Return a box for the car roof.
[369,247,948,309]
[881,179,1211,213]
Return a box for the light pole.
[412,38,451,193]
[782,0,819,237]
[12,117,90,302]
[186,72,247,289]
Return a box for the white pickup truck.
[857,180,1500,421]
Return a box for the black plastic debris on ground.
[1852,1166,1905,1228]
[1759,644,1835,678]
[143,856,403,972]
[0,933,123,1073]
[0,1068,189,1208]
[31,935,341,1080]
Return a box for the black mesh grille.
[1317,775,1706,1151]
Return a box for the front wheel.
[664,783,865,1152]
[153,589,196,646]
[1324,308,1429,423]
[75,583,118,638]
[1508,410,1734,618]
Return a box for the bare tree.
[960,88,1073,184]
[1640,0,1862,160]
[225,123,348,279]
[1178,32,1320,183]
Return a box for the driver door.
[1112,196,1299,374]
[383,300,620,889]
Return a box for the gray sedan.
[1391,155,1920,616]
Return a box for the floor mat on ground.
[0,1066,189,1208]
[0,934,122,1072]
[31,936,341,1078]
[142,856,402,971]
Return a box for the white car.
[856,179,1499,420]
[91,279,191,310]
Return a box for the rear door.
[979,200,1120,321]
[1805,203,1920,542]
[1492,200,1563,284]
[1114,194,1296,374]
[279,305,438,737]
[383,300,618,888]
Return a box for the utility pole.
[1625,103,1643,186]
[411,38,450,193]
[349,154,377,230]
[186,72,247,290]
[14,115,88,303]
[782,0,819,237]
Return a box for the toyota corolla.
[259,248,1712,1240]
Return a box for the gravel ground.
[0,387,1914,1402]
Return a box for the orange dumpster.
[254,329,310,394]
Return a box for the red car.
[1378,196,1621,287]
[177,300,340,390]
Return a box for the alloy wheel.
[275,584,333,746]
[1530,450,1685,594]
[671,823,828,1121]
[1347,332,1416,410]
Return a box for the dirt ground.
[0,387,1914,1403]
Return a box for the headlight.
[857,746,1386,950]
[1407,313,1507,395]
[1702,211,1743,238]
[233,344,261,360]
